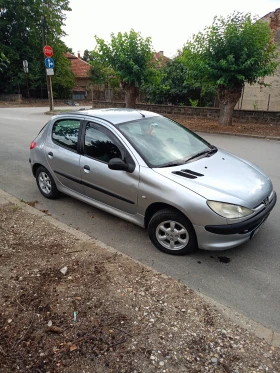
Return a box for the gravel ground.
[1,200,280,373]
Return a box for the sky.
[62,0,280,58]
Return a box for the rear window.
[34,121,50,141]
[52,119,81,152]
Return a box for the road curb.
[1,188,279,348]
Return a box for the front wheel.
[36,166,60,199]
[148,209,197,255]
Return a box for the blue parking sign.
[45,57,54,69]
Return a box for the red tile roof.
[65,52,91,78]
[153,51,170,68]
[72,86,87,92]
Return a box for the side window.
[84,124,122,163]
[52,119,81,152]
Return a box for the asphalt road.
[1,107,280,333]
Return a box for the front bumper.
[205,192,277,235]
[195,192,277,251]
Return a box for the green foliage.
[140,67,167,103]
[66,46,74,53]
[87,50,119,88]
[189,98,198,107]
[52,44,75,98]
[82,49,92,63]
[141,58,192,104]
[181,11,278,89]
[95,30,154,89]
[0,0,74,98]
[0,52,9,72]
[141,57,215,106]
[161,59,197,105]
[253,100,258,110]
[89,51,105,85]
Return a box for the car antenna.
[135,110,145,118]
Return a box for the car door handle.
[47,152,53,158]
[83,165,90,173]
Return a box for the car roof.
[56,108,160,125]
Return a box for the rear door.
[80,121,139,214]
[44,117,84,194]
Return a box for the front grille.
[253,190,275,210]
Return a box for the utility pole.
[41,16,53,111]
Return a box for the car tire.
[148,209,197,255]
[36,166,60,199]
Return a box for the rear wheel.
[36,166,60,199]
[148,209,197,255]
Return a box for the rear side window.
[52,119,81,152]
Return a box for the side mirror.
[108,158,129,172]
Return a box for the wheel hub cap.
[155,220,189,251]
[39,172,52,194]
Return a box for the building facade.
[239,9,280,111]
[65,52,92,100]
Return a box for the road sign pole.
[41,16,53,112]
[49,75,54,111]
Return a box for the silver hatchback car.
[29,109,277,255]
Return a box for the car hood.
[153,149,273,209]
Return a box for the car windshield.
[117,116,213,168]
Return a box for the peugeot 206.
[29,109,277,255]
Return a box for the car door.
[80,121,139,215]
[44,117,85,194]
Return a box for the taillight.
[30,141,37,150]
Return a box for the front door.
[44,117,84,194]
[80,122,139,215]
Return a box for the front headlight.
[207,201,253,219]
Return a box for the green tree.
[0,51,9,72]
[142,57,216,106]
[162,59,196,105]
[95,30,154,107]
[82,49,92,63]
[0,0,74,98]
[181,12,278,125]
[52,43,75,98]
[89,50,120,88]
[142,58,201,105]
[141,67,166,103]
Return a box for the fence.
[91,101,280,124]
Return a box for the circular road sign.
[43,45,53,57]
[45,57,54,69]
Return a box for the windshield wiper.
[156,146,217,168]
[184,146,217,163]
[158,161,184,168]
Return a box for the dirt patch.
[0,202,280,373]
[169,116,280,139]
